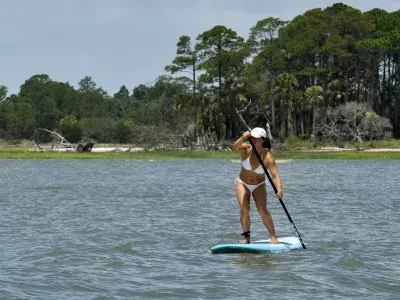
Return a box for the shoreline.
[1,147,400,160]
[1,141,400,159]
[3,143,400,153]
[57,147,400,153]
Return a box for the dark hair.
[263,137,271,150]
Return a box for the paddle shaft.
[248,139,306,249]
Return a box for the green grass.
[1,148,399,160]
[368,139,400,148]
[0,149,237,159]
[284,135,314,148]
[274,150,400,160]
[283,137,400,149]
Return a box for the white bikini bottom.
[235,177,266,193]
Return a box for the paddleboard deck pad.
[211,237,302,254]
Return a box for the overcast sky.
[1,0,399,95]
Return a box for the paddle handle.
[248,139,306,249]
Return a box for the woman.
[233,127,283,244]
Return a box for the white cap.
[251,127,267,138]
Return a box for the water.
[0,158,399,299]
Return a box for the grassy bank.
[274,150,400,160]
[284,137,400,149]
[1,148,400,160]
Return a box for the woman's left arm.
[264,152,283,199]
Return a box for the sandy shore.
[362,148,400,152]
[87,147,400,153]
[303,147,400,152]
[90,147,145,153]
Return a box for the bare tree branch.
[235,108,251,131]
[236,98,252,114]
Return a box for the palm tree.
[305,85,323,145]
[273,73,299,140]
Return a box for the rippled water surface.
[0,158,399,299]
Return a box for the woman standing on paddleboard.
[233,127,283,244]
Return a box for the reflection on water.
[225,254,279,269]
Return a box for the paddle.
[248,138,307,249]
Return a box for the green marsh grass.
[1,148,399,160]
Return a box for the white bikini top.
[241,148,265,174]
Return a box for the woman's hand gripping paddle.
[248,139,307,249]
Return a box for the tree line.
[0,3,398,148]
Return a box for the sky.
[1,0,399,96]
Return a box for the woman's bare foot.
[238,231,250,244]
[239,237,250,244]
[270,236,279,244]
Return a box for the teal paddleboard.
[211,237,302,254]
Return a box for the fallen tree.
[31,128,94,153]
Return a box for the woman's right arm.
[233,131,251,152]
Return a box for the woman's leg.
[235,178,251,243]
[252,184,279,244]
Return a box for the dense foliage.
[0,3,399,147]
